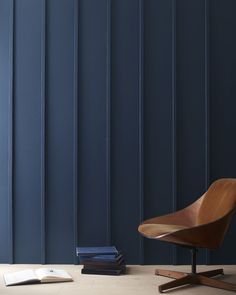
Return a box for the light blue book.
[76,246,118,257]
[79,253,122,264]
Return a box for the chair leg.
[155,269,187,279]
[158,274,197,293]
[197,268,224,278]
[197,275,236,292]
[155,248,235,292]
[155,268,236,293]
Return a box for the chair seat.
[138,179,236,292]
[138,223,188,238]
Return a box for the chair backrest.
[197,178,236,225]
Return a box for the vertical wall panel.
[210,0,236,264]
[138,0,144,265]
[111,0,140,264]
[9,0,14,264]
[176,0,206,264]
[0,0,13,263]
[40,0,46,264]
[171,0,177,265]
[46,0,75,263]
[73,0,79,264]
[78,0,108,246]
[204,0,210,265]
[14,0,42,263]
[144,0,173,264]
[106,0,111,245]
[1,0,236,264]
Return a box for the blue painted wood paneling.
[0,0,13,263]
[46,0,75,263]
[111,0,140,264]
[143,0,173,264]
[73,0,79,264]
[40,0,46,265]
[0,0,236,264]
[14,0,42,263]
[176,0,206,264]
[77,0,108,247]
[210,0,236,264]
[138,0,144,265]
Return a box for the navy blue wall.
[1,0,236,264]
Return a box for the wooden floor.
[0,264,236,295]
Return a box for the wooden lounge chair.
[138,178,236,293]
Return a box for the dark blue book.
[79,253,123,264]
[81,266,126,276]
[76,246,118,257]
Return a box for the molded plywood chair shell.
[138,178,236,293]
[138,179,236,249]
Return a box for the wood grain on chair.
[138,178,236,293]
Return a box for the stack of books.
[76,246,126,275]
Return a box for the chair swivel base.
[155,268,236,293]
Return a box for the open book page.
[35,268,73,283]
[4,270,39,286]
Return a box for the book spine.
[81,256,123,265]
[76,247,118,256]
[83,261,125,270]
[81,267,126,276]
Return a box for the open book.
[4,268,73,286]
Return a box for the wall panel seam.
[106,0,112,246]
[40,0,46,265]
[139,0,144,265]
[205,0,210,265]
[73,0,79,264]
[8,0,14,264]
[172,0,177,266]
